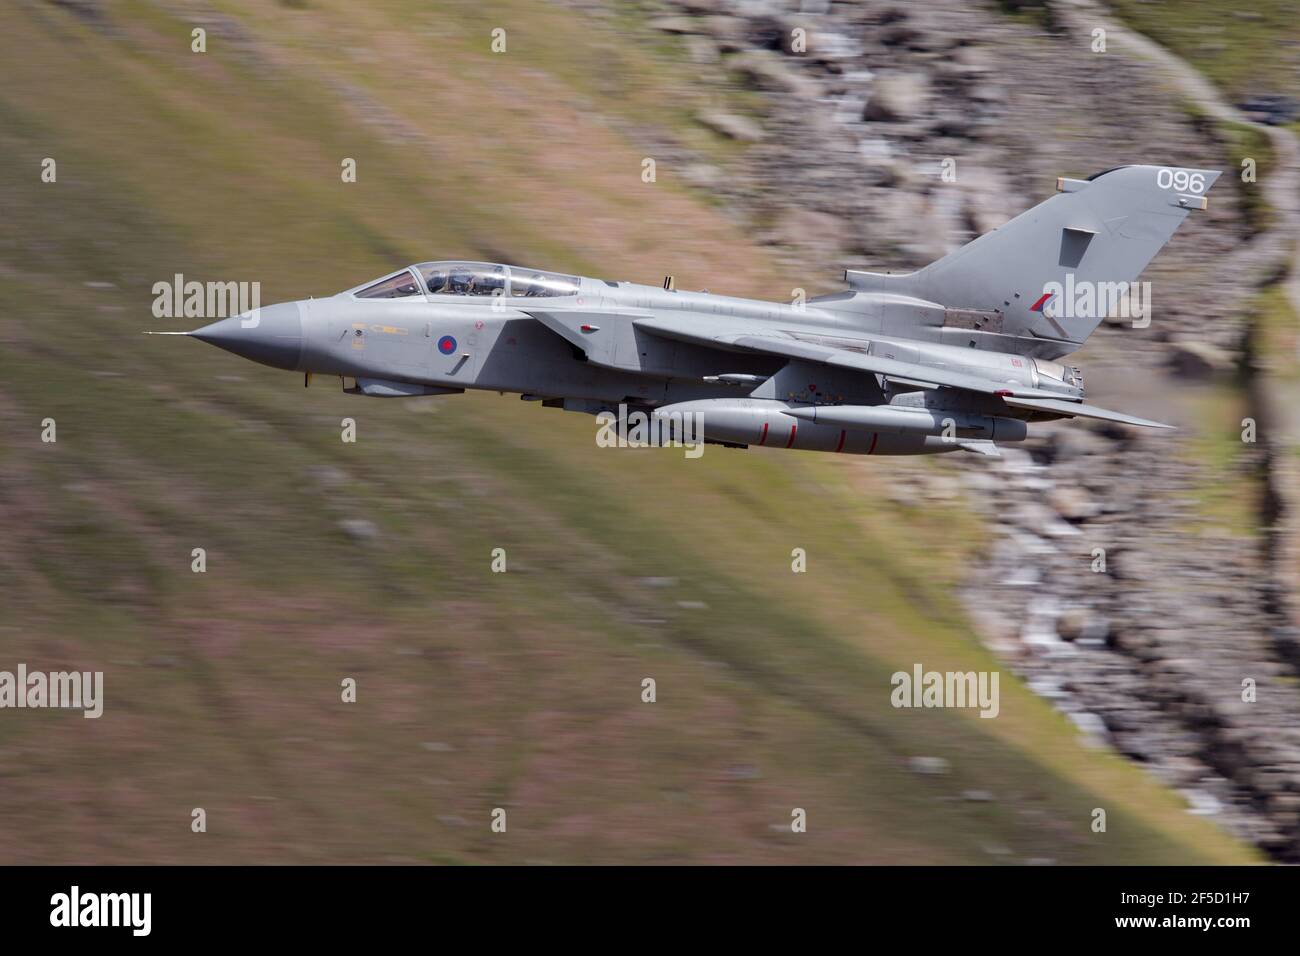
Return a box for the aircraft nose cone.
[191,301,303,371]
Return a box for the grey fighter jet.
[159,165,1218,456]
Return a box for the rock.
[648,16,699,35]
[731,49,820,99]
[308,464,348,488]
[769,206,850,257]
[808,32,864,61]
[742,13,789,51]
[1039,427,1109,463]
[1267,790,1300,817]
[908,755,950,776]
[1168,339,1234,379]
[1055,609,1110,645]
[896,184,966,262]
[684,35,720,65]
[930,115,975,140]
[876,20,922,50]
[1026,676,1066,701]
[682,162,725,189]
[863,73,929,122]
[1069,711,1110,742]
[958,167,1015,235]
[952,43,993,72]
[1047,485,1099,522]
[701,15,747,51]
[1055,609,1090,642]
[1009,500,1061,529]
[696,109,764,142]
[1179,788,1224,816]
[1237,93,1300,126]
[338,518,378,542]
[1079,616,1110,645]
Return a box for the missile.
[703,373,768,385]
[344,377,465,398]
[781,404,1027,441]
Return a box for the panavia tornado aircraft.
[157,164,1218,457]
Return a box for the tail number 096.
[1156,168,1206,194]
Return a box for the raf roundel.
[437,334,457,356]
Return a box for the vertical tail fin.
[847,165,1220,355]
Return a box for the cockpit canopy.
[353,262,580,300]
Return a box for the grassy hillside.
[0,0,1259,863]
[1109,0,1300,106]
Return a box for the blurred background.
[1,0,1298,864]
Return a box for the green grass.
[1177,99,1276,236]
[1253,280,1300,373]
[0,0,1261,863]
[1181,285,1300,537]
[1180,384,1261,537]
[1111,0,1300,102]
[1221,120,1277,236]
